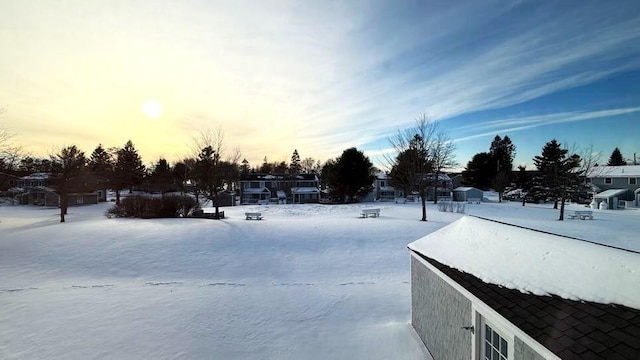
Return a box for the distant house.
[14,172,108,206]
[409,216,640,360]
[424,173,453,201]
[239,173,320,204]
[586,165,640,208]
[363,172,404,202]
[452,187,483,202]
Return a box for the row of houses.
[4,165,640,209]
[1,172,107,206]
[238,172,459,205]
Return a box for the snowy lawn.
[0,202,460,359]
[1,200,638,359]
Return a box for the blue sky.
[1,0,639,170]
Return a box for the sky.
[1,0,639,171]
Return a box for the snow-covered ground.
[1,199,639,359]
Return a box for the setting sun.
[142,100,163,119]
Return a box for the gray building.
[452,186,483,202]
[239,173,320,204]
[409,216,640,360]
[586,165,640,208]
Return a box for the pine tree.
[607,147,627,166]
[290,149,301,174]
[149,158,172,197]
[50,145,86,222]
[532,139,582,220]
[87,144,114,178]
[240,158,250,175]
[113,140,145,203]
[489,135,516,202]
[327,147,374,203]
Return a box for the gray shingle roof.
[412,250,640,359]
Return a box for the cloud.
[451,107,640,143]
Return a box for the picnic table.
[568,210,593,220]
[361,208,380,218]
[245,212,263,220]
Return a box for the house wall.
[411,255,472,360]
[514,337,546,360]
[590,176,639,194]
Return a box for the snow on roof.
[408,216,640,310]
[243,188,270,194]
[21,172,49,180]
[595,189,629,198]
[453,187,477,192]
[586,165,640,178]
[291,187,319,194]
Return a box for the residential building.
[586,165,640,208]
[239,173,320,204]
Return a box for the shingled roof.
[412,251,640,359]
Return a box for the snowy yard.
[1,199,639,359]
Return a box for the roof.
[240,173,319,181]
[291,187,319,194]
[453,186,480,192]
[586,165,640,178]
[409,216,640,359]
[20,172,49,180]
[242,187,270,194]
[594,189,629,198]
[412,251,640,360]
[408,216,640,309]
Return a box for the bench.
[245,212,262,220]
[467,198,481,204]
[361,208,380,218]
[568,210,593,220]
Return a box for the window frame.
[630,177,637,185]
[473,309,515,360]
[605,177,612,184]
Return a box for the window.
[585,177,591,184]
[605,178,612,184]
[630,178,637,185]
[483,323,508,360]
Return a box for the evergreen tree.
[532,139,582,220]
[289,149,301,174]
[489,135,516,202]
[87,144,114,178]
[172,161,189,194]
[462,152,493,190]
[113,140,145,204]
[327,147,374,203]
[240,158,250,175]
[149,158,173,197]
[259,156,273,173]
[50,145,86,222]
[607,147,627,166]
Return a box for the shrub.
[106,194,200,218]
[437,201,465,213]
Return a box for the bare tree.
[1,111,25,190]
[189,128,241,217]
[430,130,458,204]
[386,114,438,221]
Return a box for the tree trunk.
[60,195,66,223]
[559,193,566,221]
[420,195,427,221]
[115,190,121,205]
[522,196,526,206]
[553,199,558,209]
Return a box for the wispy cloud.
[452,107,640,143]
